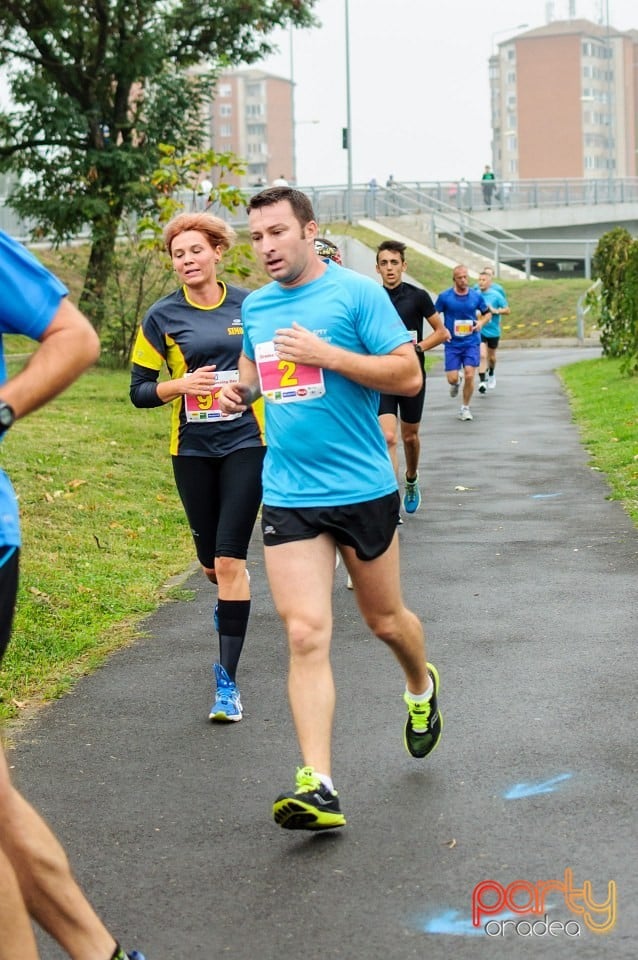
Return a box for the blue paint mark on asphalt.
[503,773,573,799]
[420,909,483,936]
[419,908,518,936]
[531,492,563,499]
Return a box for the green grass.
[332,223,594,340]
[0,366,195,721]
[559,358,638,524]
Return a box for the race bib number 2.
[255,341,325,404]
[184,370,241,422]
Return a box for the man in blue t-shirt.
[475,269,510,393]
[220,187,443,832]
[435,264,491,421]
[0,232,145,960]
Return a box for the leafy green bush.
[592,227,638,374]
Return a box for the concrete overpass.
[299,177,638,279]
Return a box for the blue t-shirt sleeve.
[350,276,412,354]
[241,297,256,362]
[0,232,67,340]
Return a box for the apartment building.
[490,19,638,179]
[207,69,293,187]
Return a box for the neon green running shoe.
[403,663,443,758]
[273,766,346,831]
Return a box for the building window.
[219,124,232,137]
[219,104,232,117]
[506,71,516,84]
[218,83,232,98]
[507,135,517,151]
[246,82,264,98]
[246,103,265,117]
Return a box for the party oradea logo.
[472,868,616,937]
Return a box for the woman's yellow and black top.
[129,282,264,457]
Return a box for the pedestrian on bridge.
[481,165,496,209]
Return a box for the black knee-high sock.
[217,599,251,682]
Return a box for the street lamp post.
[344,0,353,223]
[289,27,297,184]
[604,0,614,189]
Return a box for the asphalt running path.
[8,342,637,958]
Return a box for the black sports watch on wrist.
[0,401,16,436]
[414,343,424,355]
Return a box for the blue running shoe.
[209,663,242,722]
[213,602,219,632]
[403,473,421,514]
[127,953,147,960]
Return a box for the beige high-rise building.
[490,19,638,180]
[207,69,293,188]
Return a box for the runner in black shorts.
[262,491,400,559]
[376,241,449,514]
[220,188,443,832]
[130,212,265,723]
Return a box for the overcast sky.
[255,0,637,186]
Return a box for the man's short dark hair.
[376,240,406,263]
[246,187,316,228]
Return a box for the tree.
[99,143,255,367]
[0,1,317,330]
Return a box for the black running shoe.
[273,766,346,831]
[403,663,443,758]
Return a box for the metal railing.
[2,176,637,265]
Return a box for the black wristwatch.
[414,343,424,355]
[0,401,16,436]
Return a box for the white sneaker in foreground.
[459,406,473,421]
